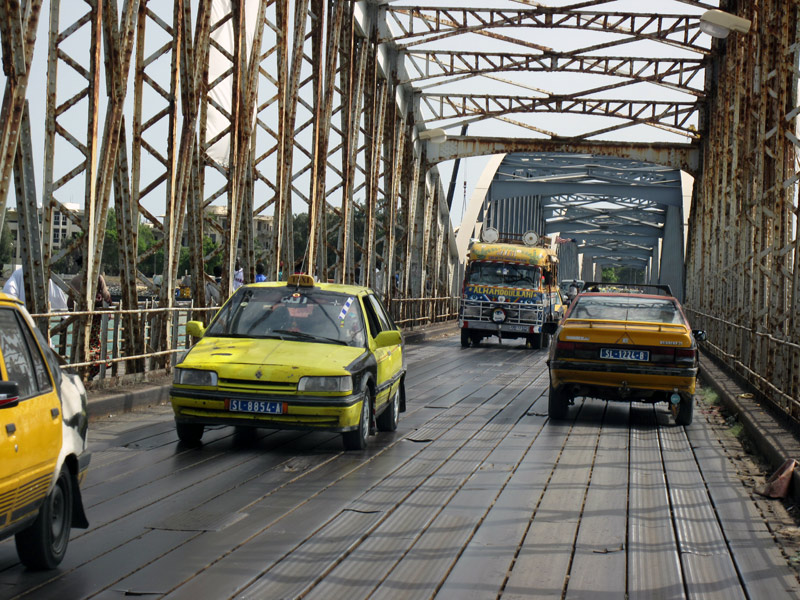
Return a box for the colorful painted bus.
[459,237,564,349]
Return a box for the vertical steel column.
[308,0,345,279]
[13,103,46,320]
[0,0,43,234]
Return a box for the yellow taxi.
[0,292,90,569]
[545,283,706,425]
[170,274,406,450]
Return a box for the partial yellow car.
[170,274,406,450]
[0,292,90,569]
[545,283,706,425]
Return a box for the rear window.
[569,296,683,324]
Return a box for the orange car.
[545,283,706,425]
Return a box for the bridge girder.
[0,0,794,418]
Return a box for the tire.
[460,329,470,348]
[548,384,568,420]
[675,395,694,426]
[528,331,543,349]
[376,387,400,432]
[470,333,481,347]
[343,389,371,450]
[176,421,204,443]
[15,468,73,570]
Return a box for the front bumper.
[459,319,540,334]
[169,387,365,433]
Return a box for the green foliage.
[601,267,618,283]
[203,236,222,274]
[0,219,11,265]
[102,208,120,275]
[137,223,163,277]
[600,266,646,284]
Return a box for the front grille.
[219,378,297,391]
[460,299,543,325]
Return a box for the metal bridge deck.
[1,336,798,599]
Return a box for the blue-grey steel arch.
[457,152,686,299]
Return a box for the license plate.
[600,348,649,362]
[228,399,284,414]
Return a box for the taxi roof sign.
[288,273,315,287]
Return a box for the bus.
[459,233,564,349]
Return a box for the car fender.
[55,371,90,529]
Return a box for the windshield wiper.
[272,329,348,345]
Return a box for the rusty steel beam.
[386,8,709,55]
[686,0,800,419]
[14,102,47,320]
[402,51,707,97]
[418,94,699,138]
[426,136,701,177]
[0,0,42,235]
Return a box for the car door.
[362,294,402,408]
[0,307,61,530]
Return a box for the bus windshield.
[466,262,541,290]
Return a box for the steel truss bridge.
[0,1,798,422]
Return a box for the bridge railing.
[33,296,459,388]
[388,296,459,328]
[686,308,800,421]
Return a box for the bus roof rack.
[581,282,674,297]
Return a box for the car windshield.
[206,287,366,347]
[467,261,541,289]
[569,296,683,324]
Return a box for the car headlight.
[297,375,353,393]
[174,368,218,386]
[462,304,481,318]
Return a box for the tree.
[0,219,11,265]
[102,208,120,275]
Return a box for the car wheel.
[176,421,204,443]
[377,388,400,432]
[675,395,694,426]
[528,331,543,349]
[548,384,568,420]
[470,333,481,346]
[15,468,73,570]
[460,329,470,347]
[343,389,371,450]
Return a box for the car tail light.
[676,348,696,365]
[554,340,575,358]
[649,348,676,363]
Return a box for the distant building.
[174,206,273,251]
[4,204,83,268]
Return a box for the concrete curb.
[699,350,800,502]
[86,320,460,421]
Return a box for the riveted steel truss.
[685,0,800,420]
[0,0,797,413]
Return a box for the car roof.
[0,291,24,306]
[577,291,679,302]
[243,281,371,295]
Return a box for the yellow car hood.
[181,336,366,379]
[560,320,691,346]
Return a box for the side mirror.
[542,322,559,336]
[375,330,402,348]
[0,381,20,408]
[186,321,206,338]
[692,329,707,342]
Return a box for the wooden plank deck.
[0,335,798,599]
